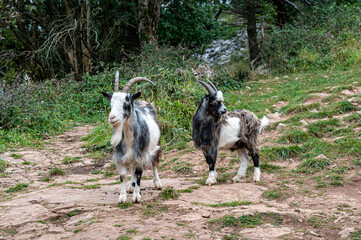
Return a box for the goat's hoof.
[154,181,163,190]
[132,192,142,203]
[232,175,242,183]
[206,177,217,186]
[118,194,127,203]
[253,176,260,182]
[127,184,135,193]
[253,168,261,182]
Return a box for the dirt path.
[1,125,360,240]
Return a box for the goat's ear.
[102,91,112,100]
[131,92,141,101]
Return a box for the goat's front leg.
[203,148,218,186]
[233,148,249,182]
[152,163,163,190]
[118,165,127,203]
[132,166,143,203]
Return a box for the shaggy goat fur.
[103,73,162,203]
[192,79,268,185]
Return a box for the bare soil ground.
[1,116,361,239]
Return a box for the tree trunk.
[245,0,259,65]
[138,0,162,48]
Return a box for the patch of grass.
[116,202,134,209]
[126,228,137,234]
[344,113,361,125]
[103,171,115,178]
[3,227,18,235]
[348,229,361,240]
[280,130,311,144]
[117,235,131,240]
[178,189,193,193]
[10,153,23,159]
[263,190,282,200]
[352,158,361,166]
[307,216,323,228]
[294,158,332,173]
[82,184,100,189]
[40,176,53,182]
[260,163,284,173]
[86,178,100,182]
[160,187,179,200]
[307,118,341,138]
[262,145,304,160]
[62,156,83,164]
[328,100,355,114]
[73,228,82,234]
[6,183,28,193]
[49,167,66,176]
[209,214,262,228]
[281,102,321,114]
[173,162,192,174]
[0,159,10,173]
[192,200,252,207]
[67,209,79,217]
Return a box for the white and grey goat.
[192,79,269,185]
[102,72,162,203]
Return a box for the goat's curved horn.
[122,77,155,93]
[206,79,217,92]
[198,80,216,95]
[114,71,120,92]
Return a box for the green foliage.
[307,118,341,137]
[265,4,361,72]
[280,130,311,144]
[192,201,252,207]
[158,1,221,47]
[62,156,83,164]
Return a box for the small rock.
[284,75,289,78]
[276,123,287,131]
[352,81,358,85]
[245,86,251,90]
[339,227,355,239]
[308,229,321,237]
[323,75,329,78]
[265,109,271,113]
[341,89,353,95]
[315,154,328,160]
[202,211,212,218]
[300,120,308,125]
[311,108,318,112]
[275,77,279,80]
[294,209,300,212]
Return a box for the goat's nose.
[110,115,115,120]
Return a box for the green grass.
[6,183,28,193]
[159,187,180,200]
[67,209,79,217]
[40,176,53,182]
[116,202,134,209]
[62,156,83,164]
[0,159,10,173]
[192,200,252,207]
[49,167,66,176]
[263,190,282,200]
[294,158,332,173]
[10,153,23,159]
[209,214,262,228]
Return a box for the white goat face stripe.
[216,91,224,102]
[110,92,128,122]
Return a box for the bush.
[265,4,361,72]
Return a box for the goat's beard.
[111,122,124,147]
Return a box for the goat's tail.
[258,116,269,134]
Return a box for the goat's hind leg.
[132,166,143,203]
[152,163,162,190]
[233,148,249,183]
[127,164,136,193]
[251,153,261,181]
